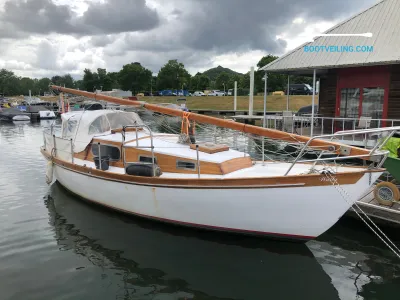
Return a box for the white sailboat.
[40,86,398,241]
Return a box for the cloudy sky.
[0,0,378,78]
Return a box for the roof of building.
[262,0,400,74]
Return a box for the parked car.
[227,89,233,96]
[284,84,313,95]
[193,91,205,96]
[295,105,319,115]
[208,90,225,96]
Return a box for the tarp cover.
[381,137,400,158]
[60,110,144,152]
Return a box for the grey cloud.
[35,40,59,70]
[2,0,378,77]
[90,35,118,48]
[0,0,160,38]
[180,0,376,54]
[96,0,375,72]
[79,0,159,34]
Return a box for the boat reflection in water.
[311,218,400,300]
[46,183,340,300]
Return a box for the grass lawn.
[142,95,319,112]
[24,94,319,112]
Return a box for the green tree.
[239,72,250,89]
[37,78,52,95]
[157,59,191,90]
[0,69,21,96]
[74,80,85,90]
[118,62,152,94]
[256,55,286,93]
[50,74,74,88]
[227,74,242,90]
[107,72,120,89]
[82,68,99,91]
[19,77,36,95]
[215,72,231,91]
[96,68,114,91]
[190,73,210,91]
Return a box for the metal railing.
[284,126,400,176]
[121,124,156,176]
[264,115,400,148]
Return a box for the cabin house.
[261,0,400,134]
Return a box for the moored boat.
[40,85,400,241]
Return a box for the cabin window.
[92,144,120,161]
[139,155,157,164]
[88,115,111,135]
[176,160,196,170]
[62,119,77,139]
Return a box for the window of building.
[340,88,360,118]
[362,87,384,119]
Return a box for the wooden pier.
[346,188,400,226]
[188,109,281,118]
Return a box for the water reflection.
[46,183,340,300]
[312,219,400,299]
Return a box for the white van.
[193,91,205,96]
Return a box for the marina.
[1,0,400,298]
[1,116,400,300]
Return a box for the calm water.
[1,120,400,300]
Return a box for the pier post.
[262,72,268,165]
[311,69,316,137]
[234,81,237,111]
[286,75,290,111]
[249,67,254,116]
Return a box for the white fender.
[46,161,54,184]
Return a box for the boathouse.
[261,0,400,127]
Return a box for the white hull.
[52,164,380,240]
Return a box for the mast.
[50,85,373,158]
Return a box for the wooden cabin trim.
[220,157,253,174]
[41,148,380,189]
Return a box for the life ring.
[374,182,400,206]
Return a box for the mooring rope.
[321,166,400,259]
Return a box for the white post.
[262,72,268,165]
[249,67,254,116]
[286,75,290,111]
[29,90,32,99]
[263,73,268,128]
[311,69,316,137]
[234,81,237,111]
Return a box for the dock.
[188,109,282,117]
[347,188,400,226]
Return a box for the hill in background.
[202,66,243,81]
